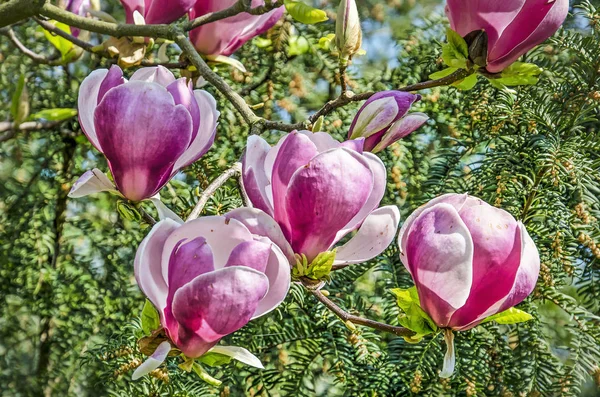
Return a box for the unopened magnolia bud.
[335,0,362,63]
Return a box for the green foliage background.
[1,0,600,396]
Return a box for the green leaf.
[197,352,232,367]
[285,0,328,24]
[117,200,141,222]
[305,250,336,280]
[318,33,336,50]
[192,363,222,386]
[140,299,160,335]
[29,108,77,122]
[390,287,437,339]
[480,307,534,325]
[10,73,29,124]
[429,67,458,80]
[288,35,311,56]
[489,62,543,86]
[452,73,478,90]
[41,21,76,62]
[441,28,469,69]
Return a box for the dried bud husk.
[335,0,362,63]
[463,29,489,68]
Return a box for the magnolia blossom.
[132,215,291,377]
[65,0,91,37]
[70,65,218,203]
[446,0,569,73]
[120,0,196,24]
[189,0,284,56]
[398,193,540,376]
[348,91,428,153]
[237,130,400,266]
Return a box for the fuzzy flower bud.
[336,0,362,63]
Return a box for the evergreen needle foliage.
[0,0,599,396]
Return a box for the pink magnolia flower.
[446,0,569,73]
[120,0,196,24]
[189,0,284,56]
[237,130,400,266]
[348,91,428,153]
[398,193,540,331]
[65,0,91,37]
[69,65,218,202]
[134,215,291,359]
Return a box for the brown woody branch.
[306,285,415,337]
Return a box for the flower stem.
[439,329,456,378]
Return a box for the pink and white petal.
[171,267,268,357]
[332,151,383,244]
[334,205,400,265]
[298,130,342,152]
[455,223,540,331]
[488,0,567,73]
[340,138,365,152]
[129,65,177,86]
[160,217,254,281]
[68,168,119,198]
[224,240,271,273]
[398,193,469,270]
[148,194,184,223]
[405,203,474,327]
[349,96,399,139]
[120,0,145,23]
[172,90,219,172]
[271,132,319,238]
[167,78,200,140]
[208,345,264,369]
[252,241,291,318]
[242,136,275,215]
[372,112,429,153]
[131,341,171,380]
[144,0,196,24]
[95,81,193,201]
[447,204,522,328]
[285,148,372,261]
[78,68,109,151]
[225,207,294,261]
[134,219,180,313]
[97,65,125,104]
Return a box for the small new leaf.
[29,108,77,122]
[40,21,77,62]
[192,363,222,387]
[480,307,534,325]
[305,250,336,280]
[10,74,29,125]
[429,67,458,80]
[141,299,160,336]
[198,352,232,367]
[442,28,469,69]
[452,73,478,90]
[285,1,328,24]
[488,62,543,86]
[391,287,437,341]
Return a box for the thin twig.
[175,34,261,126]
[307,287,415,337]
[1,28,62,65]
[34,17,96,51]
[187,163,242,220]
[0,119,77,140]
[185,0,283,31]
